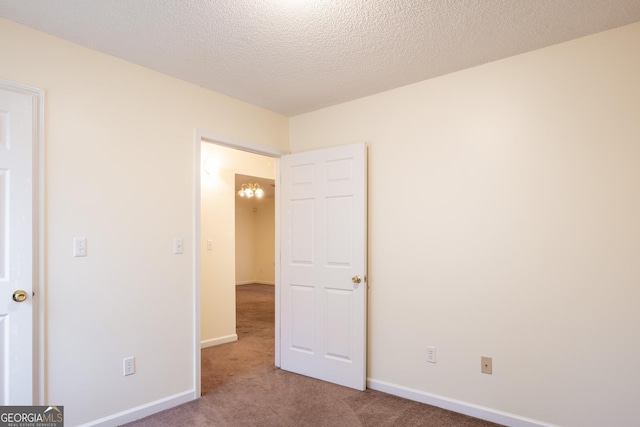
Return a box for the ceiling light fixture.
[237,182,264,199]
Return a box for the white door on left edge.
[280,142,367,390]
[0,84,36,405]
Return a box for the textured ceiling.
[2,1,640,116]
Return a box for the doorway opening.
[194,130,286,397]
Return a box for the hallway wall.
[236,195,275,285]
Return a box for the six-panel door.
[280,142,367,390]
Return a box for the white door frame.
[192,129,287,398]
[0,79,45,404]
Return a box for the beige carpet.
[124,284,502,426]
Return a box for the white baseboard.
[201,334,238,349]
[78,390,195,427]
[367,379,558,427]
[236,280,275,286]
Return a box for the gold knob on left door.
[12,290,28,303]
[352,275,362,284]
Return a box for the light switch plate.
[73,237,87,257]
[173,238,184,254]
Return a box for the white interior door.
[280,142,367,390]
[0,83,36,404]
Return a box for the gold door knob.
[352,275,362,284]
[12,290,28,303]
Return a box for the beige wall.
[235,196,257,283]
[254,196,276,283]
[290,22,640,427]
[200,144,274,346]
[235,195,275,285]
[0,18,287,426]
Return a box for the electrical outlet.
[123,356,135,376]
[427,346,436,364]
[481,356,492,374]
